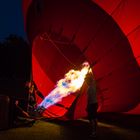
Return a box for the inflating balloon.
[23,0,140,119]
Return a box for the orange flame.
[38,62,90,109]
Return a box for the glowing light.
[38,62,90,109]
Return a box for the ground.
[0,113,139,140]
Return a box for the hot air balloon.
[22,0,140,119]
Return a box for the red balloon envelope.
[22,0,140,118]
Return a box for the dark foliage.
[0,34,31,100]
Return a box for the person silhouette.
[85,72,98,138]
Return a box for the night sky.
[0,0,26,41]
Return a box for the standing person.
[25,80,44,117]
[85,72,98,138]
[26,81,37,115]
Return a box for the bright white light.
[38,61,90,109]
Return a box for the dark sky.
[0,0,26,41]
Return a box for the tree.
[0,34,31,100]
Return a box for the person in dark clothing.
[13,100,35,127]
[85,72,98,138]
[14,100,30,118]
[25,80,44,117]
